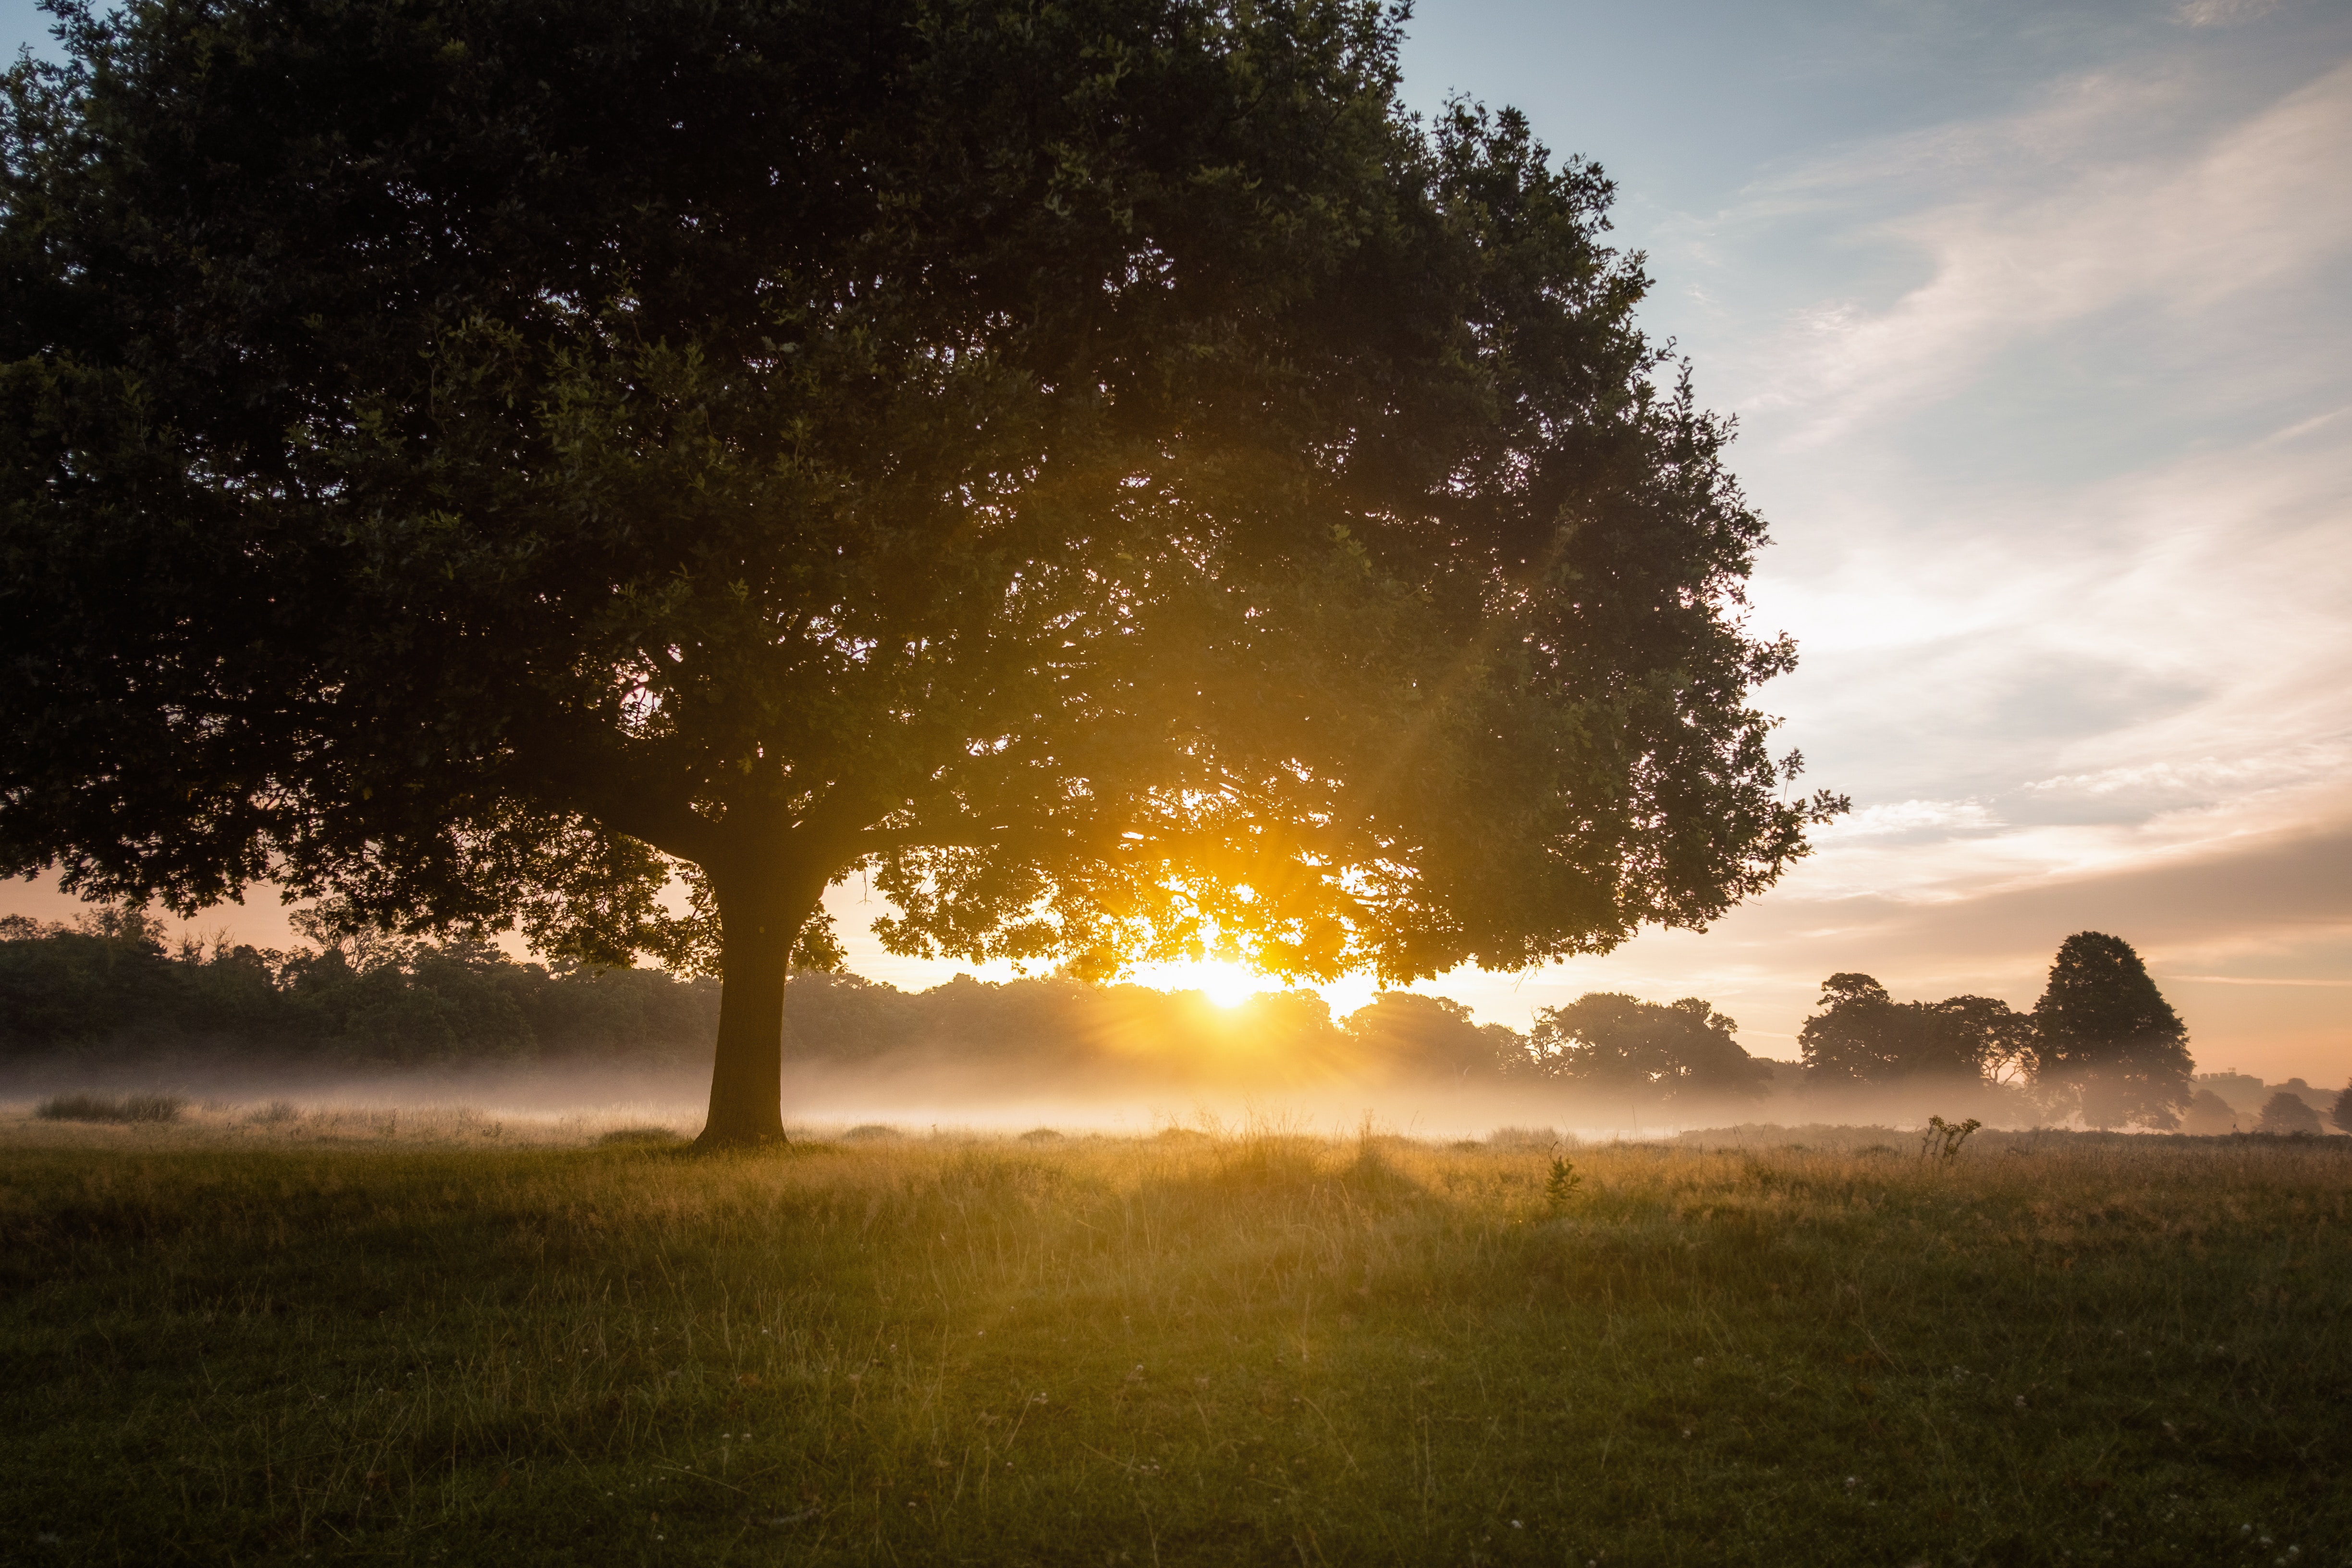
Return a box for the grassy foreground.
[1,1127,2347,1566]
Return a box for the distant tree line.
[0,906,1520,1075]
[1,910,2326,1130]
[1790,932,2197,1127]
[0,908,721,1063]
[0,904,1773,1091]
[1500,931,2231,1127]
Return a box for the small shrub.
[1017,1127,1065,1143]
[252,1100,298,1125]
[36,1093,114,1123]
[1545,1155,1582,1213]
[843,1124,900,1142]
[36,1091,184,1124]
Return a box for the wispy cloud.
[1732,60,2352,444]
[2022,739,2350,800]
[2177,0,2283,29]
[1818,798,1999,837]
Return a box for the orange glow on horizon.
[1119,958,1387,1021]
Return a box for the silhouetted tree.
[1340,992,1520,1081]
[1528,993,1771,1102]
[1929,995,2039,1085]
[2256,1091,2321,1137]
[2180,1089,2238,1135]
[1,0,1837,1141]
[2194,1071,2264,1116]
[2029,932,2191,1129]
[1796,973,2032,1084]
[0,906,177,1044]
[2335,1081,2352,1135]
[1794,974,1899,1081]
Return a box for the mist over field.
[0,1058,2043,1147]
[5,1017,2333,1153]
[9,910,2341,1146]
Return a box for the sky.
[1378,0,2352,1076]
[6,0,2350,1080]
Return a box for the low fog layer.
[8,1063,2339,1147]
[5,910,2342,1140]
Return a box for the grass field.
[1,1120,2347,1566]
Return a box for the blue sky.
[1384,0,2352,1075]
[7,0,2351,1078]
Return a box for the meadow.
[1,1115,2346,1566]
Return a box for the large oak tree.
[1,0,1839,1142]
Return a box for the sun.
[1134,958,1262,1008]
[1195,962,1260,1009]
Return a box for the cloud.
[1734,59,2352,443]
[1840,813,2352,955]
[2177,0,2281,27]
[2022,741,2349,800]
[1818,798,1999,837]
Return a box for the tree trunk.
[696,867,819,1149]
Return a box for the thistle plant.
[1920,1115,1982,1163]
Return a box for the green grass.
[1,1126,2346,1565]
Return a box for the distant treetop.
[2031,932,2191,1128]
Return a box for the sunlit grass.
[1,1124,2345,1563]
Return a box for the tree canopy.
[1341,992,1524,1082]
[2255,1091,2321,1137]
[0,0,1836,1140]
[2030,932,2191,1128]
[1796,972,2034,1085]
[2179,1088,2238,1135]
[1524,992,1772,1103]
